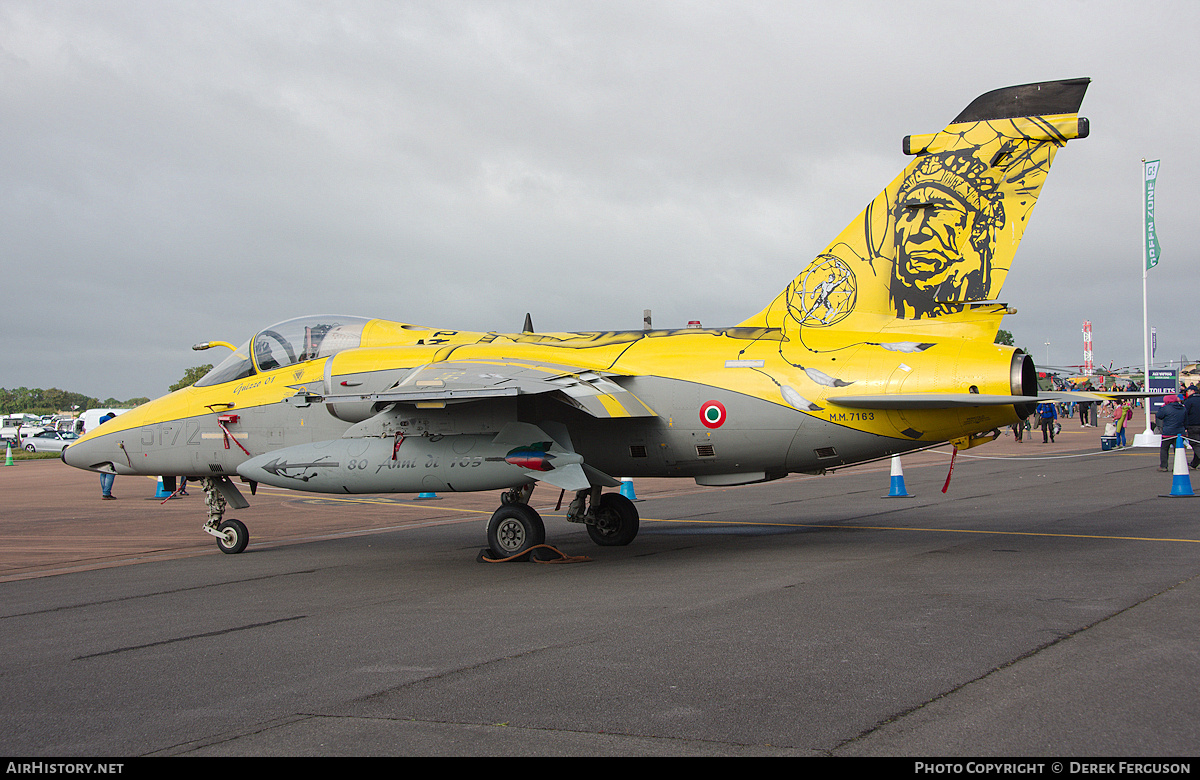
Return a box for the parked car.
[22,430,79,453]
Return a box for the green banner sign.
[1145,159,1161,270]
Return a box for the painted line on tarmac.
[928,446,1155,462]
[242,516,486,551]
[643,517,1200,545]
[214,493,1200,545]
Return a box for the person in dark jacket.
[97,411,118,498]
[1036,401,1058,443]
[1183,386,1200,469]
[1156,394,1188,471]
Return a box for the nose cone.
[60,391,192,475]
[61,432,119,473]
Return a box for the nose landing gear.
[200,477,251,554]
[213,518,249,554]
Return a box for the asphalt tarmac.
[2,423,1198,757]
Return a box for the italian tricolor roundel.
[699,400,727,429]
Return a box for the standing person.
[1036,401,1058,443]
[1113,401,1132,448]
[1184,386,1200,469]
[1078,389,1091,427]
[1155,394,1187,472]
[97,412,117,499]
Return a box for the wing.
[308,356,657,492]
[321,357,657,419]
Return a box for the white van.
[77,408,131,436]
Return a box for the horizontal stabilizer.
[834,390,1170,410]
[1039,390,1168,403]
[831,393,1040,410]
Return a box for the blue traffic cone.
[884,455,912,498]
[415,492,440,500]
[619,477,638,501]
[155,477,171,498]
[1167,435,1196,497]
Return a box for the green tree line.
[2,365,213,415]
[1,387,151,416]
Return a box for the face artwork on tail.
[890,150,1005,319]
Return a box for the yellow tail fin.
[741,79,1090,334]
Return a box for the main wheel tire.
[216,518,249,554]
[487,503,545,558]
[587,492,640,546]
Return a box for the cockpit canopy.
[195,315,373,387]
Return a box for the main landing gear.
[485,484,640,558]
[579,491,640,546]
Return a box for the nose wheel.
[213,519,249,554]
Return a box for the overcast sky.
[2,0,1197,401]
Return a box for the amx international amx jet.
[64,79,1092,558]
